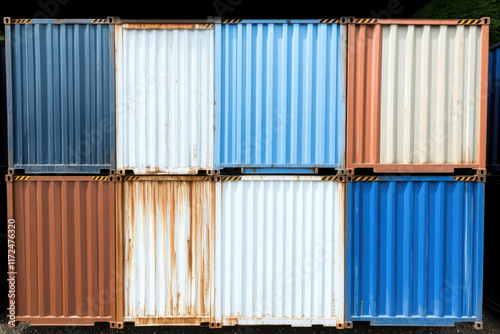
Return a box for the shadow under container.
[6,175,117,327]
[346,18,490,174]
[215,20,347,175]
[4,18,116,174]
[346,176,484,328]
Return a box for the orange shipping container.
[6,175,118,327]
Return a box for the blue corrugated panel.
[215,22,346,172]
[5,22,115,173]
[1,41,8,167]
[487,42,500,170]
[346,176,484,326]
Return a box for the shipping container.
[116,175,214,326]
[346,18,489,174]
[115,19,215,175]
[346,176,484,327]
[483,176,500,315]
[6,175,117,326]
[487,42,500,171]
[213,175,346,327]
[215,20,347,174]
[4,18,116,174]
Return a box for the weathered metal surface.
[116,25,214,174]
[5,21,115,173]
[120,176,214,325]
[6,176,116,326]
[347,19,489,173]
[487,42,500,170]
[346,176,484,326]
[214,176,344,327]
[215,21,346,171]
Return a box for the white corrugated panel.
[123,177,214,325]
[214,176,345,327]
[380,25,481,164]
[116,25,214,174]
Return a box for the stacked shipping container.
[344,18,488,328]
[3,15,489,330]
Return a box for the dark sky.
[1,0,430,22]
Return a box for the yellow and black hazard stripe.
[205,23,215,28]
[201,176,211,181]
[352,176,378,181]
[124,176,139,181]
[222,176,241,181]
[13,19,33,24]
[222,19,242,24]
[458,19,482,25]
[92,176,109,181]
[455,176,477,181]
[14,176,30,181]
[356,18,378,24]
[321,176,341,181]
[318,19,339,24]
[92,19,107,24]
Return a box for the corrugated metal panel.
[214,176,344,327]
[116,25,214,174]
[5,22,115,173]
[380,25,481,164]
[215,23,346,170]
[347,20,489,173]
[346,176,484,326]
[121,176,214,325]
[487,43,500,169]
[7,176,116,326]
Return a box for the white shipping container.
[121,176,214,325]
[214,176,345,328]
[115,24,215,174]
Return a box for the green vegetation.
[413,0,500,45]
[0,31,4,41]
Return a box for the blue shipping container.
[487,42,500,171]
[5,19,115,173]
[346,176,484,327]
[215,20,346,173]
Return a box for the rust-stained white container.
[116,176,214,326]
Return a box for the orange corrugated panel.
[6,175,117,327]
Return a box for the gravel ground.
[0,309,500,334]
[1,308,499,334]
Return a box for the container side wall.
[217,179,344,326]
[217,23,346,169]
[7,24,115,173]
[379,25,481,165]
[12,178,116,325]
[348,24,382,165]
[346,179,484,325]
[487,45,500,169]
[1,42,8,167]
[123,180,213,324]
[116,27,215,174]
